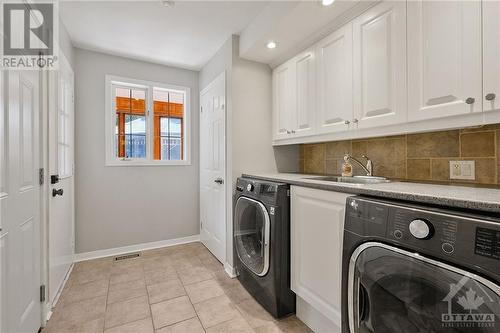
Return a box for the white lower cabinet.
[291,186,351,328]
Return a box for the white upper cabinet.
[294,49,316,137]
[316,24,353,134]
[272,61,296,140]
[352,0,407,129]
[408,0,482,121]
[483,0,500,112]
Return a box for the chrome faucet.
[345,154,373,176]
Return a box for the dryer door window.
[348,242,500,333]
[234,197,270,277]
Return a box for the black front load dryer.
[233,177,295,318]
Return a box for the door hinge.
[40,285,46,302]
[200,106,203,113]
[39,168,44,186]
[200,220,203,228]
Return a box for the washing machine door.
[348,242,500,333]
[234,196,270,277]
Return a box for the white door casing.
[272,61,295,140]
[200,72,226,263]
[294,49,315,137]
[316,23,353,134]
[48,54,75,306]
[408,0,482,121]
[353,0,407,129]
[483,0,500,112]
[1,70,42,333]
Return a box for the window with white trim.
[105,75,190,166]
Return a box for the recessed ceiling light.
[162,0,175,7]
[266,41,277,49]
[322,0,335,6]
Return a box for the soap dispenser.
[342,154,353,177]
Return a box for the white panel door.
[0,71,7,333]
[200,72,226,263]
[316,24,353,134]
[48,54,75,305]
[293,49,315,137]
[291,186,351,325]
[408,0,482,121]
[353,0,406,129]
[1,70,41,333]
[483,0,500,112]
[272,61,295,140]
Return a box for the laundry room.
[1,1,500,333]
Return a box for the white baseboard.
[296,296,341,333]
[224,262,237,278]
[75,234,200,262]
[51,263,74,308]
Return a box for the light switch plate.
[449,161,475,180]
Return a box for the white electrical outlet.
[449,161,475,180]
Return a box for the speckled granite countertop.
[242,173,500,214]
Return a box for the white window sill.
[105,160,191,167]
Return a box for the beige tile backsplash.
[299,124,500,185]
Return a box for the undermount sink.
[304,175,391,184]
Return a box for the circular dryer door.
[348,242,500,333]
[234,196,270,277]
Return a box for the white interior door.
[1,69,42,333]
[48,55,75,306]
[200,72,226,263]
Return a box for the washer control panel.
[387,207,458,256]
[475,227,500,260]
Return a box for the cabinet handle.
[465,97,475,105]
[485,93,496,101]
[353,118,359,124]
[344,120,350,125]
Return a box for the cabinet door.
[291,186,351,323]
[483,0,500,112]
[272,61,296,140]
[353,1,406,129]
[294,49,315,137]
[408,0,482,121]
[316,24,353,134]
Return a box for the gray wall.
[74,48,199,253]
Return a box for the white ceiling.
[59,0,269,70]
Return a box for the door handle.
[52,188,64,197]
[214,178,224,185]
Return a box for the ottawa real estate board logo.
[442,276,497,329]
[1,0,58,70]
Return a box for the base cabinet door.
[291,186,351,324]
[408,0,482,121]
[352,0,407,129]
[483,0,500,112]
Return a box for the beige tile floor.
[43,242,313,333]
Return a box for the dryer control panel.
[345,196,500,278]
